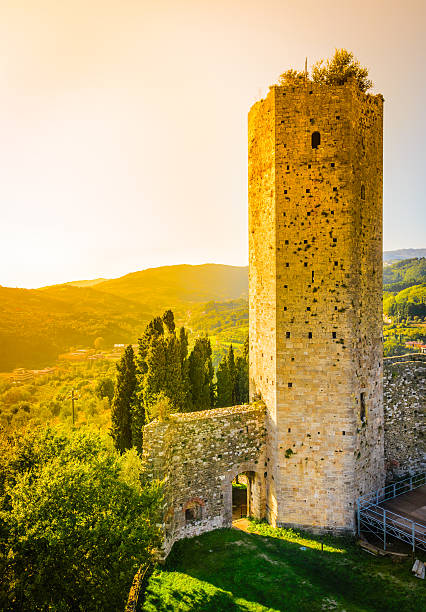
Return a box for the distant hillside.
[64,278,108,288]
[95,264,248,307]
[0,264,248,371]
[383,258,426,321]
[185,298,249,367]
[0,285,151,371]
[383,258,426,292]
[384,248,426,263]
[3,257,425,372]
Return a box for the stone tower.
[248,80,385,532]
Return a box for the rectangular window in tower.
[286,332,290,338]
[285,240,289,245]
[284,189,287,194]
[304,262,308,267]
[283,306,287,311]
[307,307,311,311]
[332,332,337,339]
[308,332,312,339]
[333,187,338,192]
[360,393,366,422]
[288,382,293,388]
[331,163,335,167]
[286,262,289,267]
[312,271,315,282]
[306,189,310,193]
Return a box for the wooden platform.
[381,485,426,526]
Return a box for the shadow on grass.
[143,526,426,612]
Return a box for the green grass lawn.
[142,521,426,612]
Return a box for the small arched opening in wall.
[311,131,321,149]
[225,466,266,526]
[183,498,204,525]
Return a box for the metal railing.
[357,473,426,552]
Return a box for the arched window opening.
[361,185,365,200]
[311,131,321,149]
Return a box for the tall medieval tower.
[248,80,385,532]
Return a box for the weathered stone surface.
[249,80,385,532]
[142,404,267,557]
[383,355,425,479]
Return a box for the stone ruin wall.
[142,403,267,558]
[383,354,425,479]
[143,358,424,558]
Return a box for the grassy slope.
[143,524,425,612]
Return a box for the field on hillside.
[0,360,115,433]
[143,524,425,612]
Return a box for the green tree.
[216,354,233,408]
[111,346,136,453]
[95,376,114,406]
[227,345,237,405]
[235,336,249,404]
[312,49,373,92]
[0,427,162,612]
[136,311,190,427]
[188,336,214,411]
[278,68,306,86]
[147,391,173,422]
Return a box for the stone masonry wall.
[383,354,425,479]
[142,403,267,558]
[248,80,384,533]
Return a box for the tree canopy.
[311,49,373,92]
[0,427,162,611]
[278,49,373,93]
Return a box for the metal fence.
[356,473,426,552]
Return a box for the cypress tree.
[216,352,233,407]
[179,326,191,410]
[136,311,191,426]
[110,345,136,453]
[227,345,236,405]
[235,335,249,404]
[188,336,214,411]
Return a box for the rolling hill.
[0,264,248,371]
[2,257,425,372]
[93,264,248,306]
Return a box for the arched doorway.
[232,474,249,519]
[229,469,265,525]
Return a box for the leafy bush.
[0,427,163,611]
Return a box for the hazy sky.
[1,0,425,288]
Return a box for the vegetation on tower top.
[278,48,373,92]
